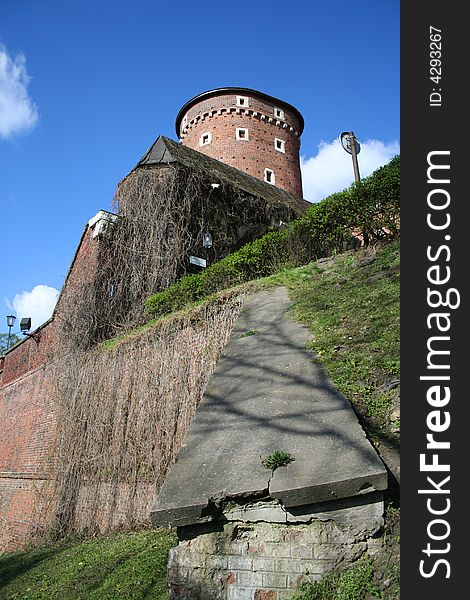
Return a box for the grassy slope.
[1,241,400,600]
[282,241,400,449]
[0,529,177,600]
[277,240,400,599]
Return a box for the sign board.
[340,131,361,155]
[189,255,207,268]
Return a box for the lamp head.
[20,317,32,334]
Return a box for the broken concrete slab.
[151,287,387,528]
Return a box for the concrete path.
[151,287,387,528]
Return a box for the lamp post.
[6,315,16,350]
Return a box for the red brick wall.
[179,92,303,198]
[0,222,100,552]
[0,346,56,551]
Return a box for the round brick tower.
[176,87,304,198]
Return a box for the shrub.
[145,156,400,319]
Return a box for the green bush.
[145,156,400,319]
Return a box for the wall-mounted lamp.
[20,317,40,344]
[202,232,213,249]
[6,315,16,350]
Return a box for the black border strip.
[401,3,466,598]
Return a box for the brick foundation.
[167,495,384,599]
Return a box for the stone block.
[262,572,287,589]
[252,557,275,572]
[253,590,276,600]
[367,536,383,556]
[262,543,291,558]
[275,558,302,573]
[238,570,264,587]
[290,545,312,559]
[227,587,255,600]
[228,541,249,555]
[224,501,287,523]
[228,555,253,571]
[298,560,336,575]
[210,555,229,569]
[313,544,342,561]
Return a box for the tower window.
[199,132,212,146]
[236,96,249,107]
[275,138,286,153]
[264,168,275,185]
[274,107,285,120]
[236,128,249,141]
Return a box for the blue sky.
[0,0,399,334]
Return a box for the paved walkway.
[151,287,387,527]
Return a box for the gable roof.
[136,136,310,215]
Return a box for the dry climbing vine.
[41,162,290,534]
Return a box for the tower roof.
[136,136,310,214]
[175,87,304,137]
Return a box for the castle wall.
[0,353,55,552]
[0,221,101,551]
[178,91,303,198]
[0,206,245,551]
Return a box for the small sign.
[339,131,361,155]
[189,255,207,268]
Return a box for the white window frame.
[264,168,275,185]
[274,138,286,153]
[236,127,249,141]
[236,95,249,107]
[182,115,188,129]
[274,107,285,120]
[199,132,212,147]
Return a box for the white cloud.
[301,138,400,203]
[8,285,59,331]
[0,44,39,139]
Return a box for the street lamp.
[6,315,16,350]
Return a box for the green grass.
[0,529,177,600]
[291,557,380,600]
[281,241,400,442]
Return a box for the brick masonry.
[0,222,101,552]
[178,91,303,198]
[167,496,384,599]
[0,214,245,551]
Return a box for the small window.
[275,138,286,153]
[199,132,212,146]
[182,115,188,129]
[236,128,249,141]
[264,168,275,185]
[236,96,249,107]
[274,107,284,120]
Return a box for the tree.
[0,332,21,355]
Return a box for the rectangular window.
[274,107,285,120]
[275,138,286,153]
[236,96,249,107]
[264,168,275,184]
[236,128,249,141]
[199,132,212,146]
